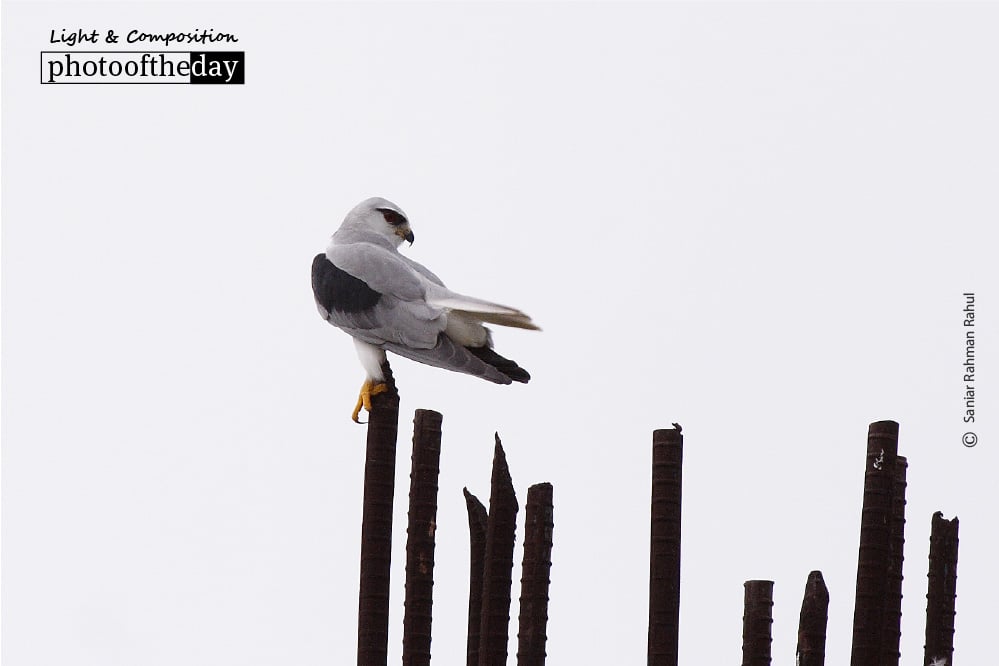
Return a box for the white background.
[3,2,996,664]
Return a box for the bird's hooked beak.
[395,226,415,245]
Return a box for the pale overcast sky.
[3,2,997,664]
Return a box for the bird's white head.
[336,197,415,249]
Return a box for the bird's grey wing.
[326,242,427,301]
[329,241,538,331]
[311,252,441,348]
[399,254,446,287]
[382,334,514,384]
[312,252,516,383]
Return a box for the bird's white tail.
[429,295,540,331]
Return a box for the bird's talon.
[351,394,365,423]
[353,380,389,423]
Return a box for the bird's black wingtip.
[466,346,530,384]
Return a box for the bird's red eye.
[377,208,408,227]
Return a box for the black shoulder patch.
[312,254,381,314]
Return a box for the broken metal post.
[850,420,899,666]
[356,362,400,666]
[648,425,683,666]
[463,489,488,666]
[478,435,519,666]
[923,512,960,666]
[796,571,829,666]
[517,482,555,666]
[742,580,774,666]
[402,409,444,666]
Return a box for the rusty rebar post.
[402,409,444,666]
[463,489,488,666]
[478,435,519,666]
[648,425,683,666]
[742,580,774,666]
[357,362,400,666]
[923,512,959,666]
[850,420,899,666]
[881,455,908,666]
[517,482,554,666]
[796,571,829,666]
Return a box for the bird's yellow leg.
[351,379,390,423]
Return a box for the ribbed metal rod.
[356,362,400,666]
[517,482,554,666]
[648,424,683,666]
[850,420,900,666]
[402,409,444,666]
[796,570,829,666]
[881,455,908,666]
[742,580,774,666]
[478,435,519,666]
[463,489,488,666]
[923,512,960,666]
